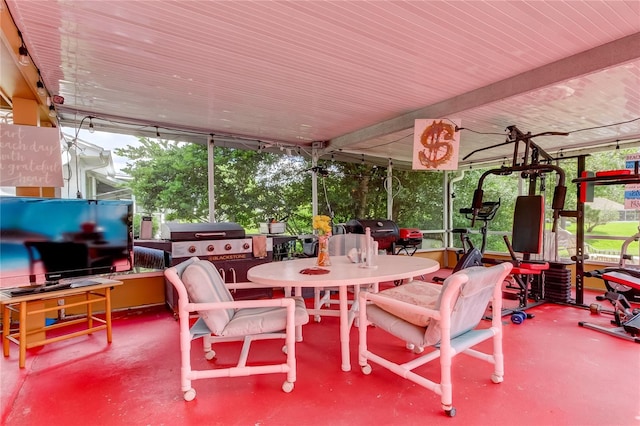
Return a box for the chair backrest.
[424,262,512,346]
[328,233,375,256]
[164,257,235,335]
[511,195,544,254]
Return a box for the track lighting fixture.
[48,105,56,118]
[89,117,95,133]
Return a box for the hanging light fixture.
[36,80,45,96]
[36,70,46,96]
[88,117,95,133]
[17,31,29,66]
[18,44,29,66]
[48,105,56,118]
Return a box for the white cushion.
[222,297,309,337]
[373,281,442,326]
[424,264,507,345]
[181,261,234,335]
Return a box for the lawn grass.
[564,221,640,252]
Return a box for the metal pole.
[387,159,393,220]
[311,148,318,218]
[207,135,215,222]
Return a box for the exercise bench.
[580,270,640,343]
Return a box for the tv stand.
[1,278,123,368]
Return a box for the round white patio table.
[247,255,439,371]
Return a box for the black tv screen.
[0,197,133,286]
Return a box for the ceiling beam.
[328,32,640,152]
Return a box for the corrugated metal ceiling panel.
[4,0,640,167]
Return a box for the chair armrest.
[360,290,441,321]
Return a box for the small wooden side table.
[1,279,122,368]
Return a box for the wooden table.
[1,278,122,368]
[248,255,439,371]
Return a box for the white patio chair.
[358,262,513,417]
[312,233,377,322]
[164,257,309,401]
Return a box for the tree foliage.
[116,138,636,243]
[115,138,445,234]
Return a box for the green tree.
[116,139,208,221]
[584,205,619,233]
[115,139,447,235]
[116,138,307,226]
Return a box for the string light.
[18,32,29,66]
[36,80,45,96]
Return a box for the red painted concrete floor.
[2,286,639,426]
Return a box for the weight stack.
[544,262,572,303]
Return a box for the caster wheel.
[405,342,415,351]
[314,315,321,323]
[184,388,196,401]
[361,364,372,375]
[204,350,216,360]
[282,345,288,354]
[444,407,456,417]
[413,346,424,354]
[589,303,601,314]
[491,373,503,384]
[282,381,294,393]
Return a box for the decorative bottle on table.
[313,215,332,267]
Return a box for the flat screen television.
[0,197,133,286]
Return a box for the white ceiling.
[5,0,640,168]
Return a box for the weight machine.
[567,157,640,305]
[570,160,640,342]
[465,126,568,315]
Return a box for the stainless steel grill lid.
[161,222,245,241]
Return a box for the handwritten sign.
[0,123,63,187]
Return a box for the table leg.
[19,301,27,369]
[3,304,10,357]
[294,286,303,342]
[105,288,113,343]
[339,285,351,372]
[87,291,93,333]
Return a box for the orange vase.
[316,235,331,267]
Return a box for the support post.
[208,135,215,222]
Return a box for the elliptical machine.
[435,200,500,282]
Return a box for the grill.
[160,222,274,313]
[343,219,400,253]
[395,228,423,255]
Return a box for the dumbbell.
[511,311,535,324]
